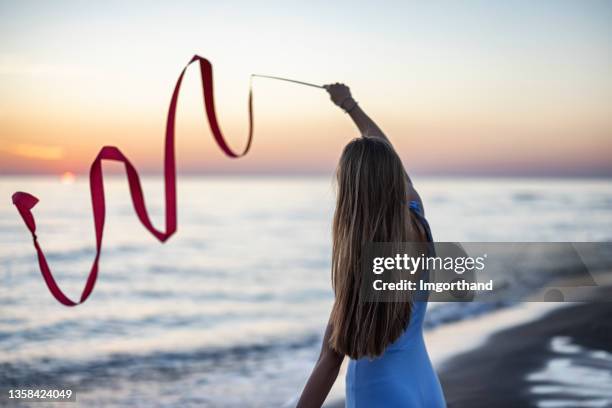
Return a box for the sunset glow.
[8,143,64,161]
[1,1,611,177]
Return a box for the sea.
[1,176,611,407]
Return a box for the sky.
[0,0,611,177]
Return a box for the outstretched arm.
[296,321,344,408]
[325,82,388,141]
[325,83,424,211]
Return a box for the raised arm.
[296,320,344,408]
[325,83,424,211]
[325,83,388,141]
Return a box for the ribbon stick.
[11,55,256,306]
[251,74,325,89]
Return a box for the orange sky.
[1,1,611,177]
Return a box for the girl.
[296,84,446,408]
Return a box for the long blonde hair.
[329,137,422,359]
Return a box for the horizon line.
[2,170,612,180]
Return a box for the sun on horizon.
[60,171,76,184]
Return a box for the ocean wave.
[0,334,321,388]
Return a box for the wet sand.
[440,292,612,407]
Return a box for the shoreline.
[324,274,612,407]
[440,294,612,407]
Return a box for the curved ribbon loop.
[11,55,253,306]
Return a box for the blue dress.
[345,201,446,408]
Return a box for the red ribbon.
[11,55,253,306]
